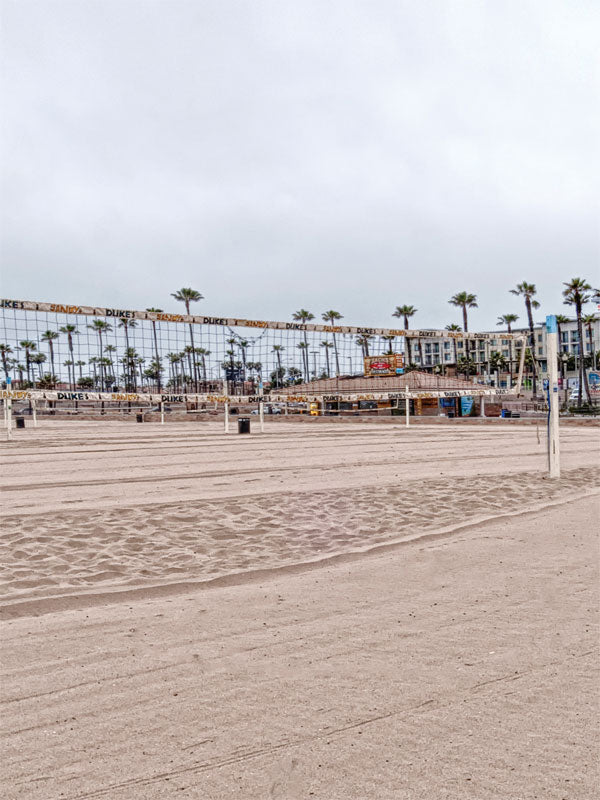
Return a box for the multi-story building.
[407,316,599,381]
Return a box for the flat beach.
[1,420,599,799]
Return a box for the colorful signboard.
[363,354,405,377]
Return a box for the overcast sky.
[1,0,597,330]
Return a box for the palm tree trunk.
[68,336,75,389]
[525,298,537,397]
[576,302,591,405]
[184,300,199,392]
[332,332,340,375]
[151,321,162,391]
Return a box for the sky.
[1,0,598,331]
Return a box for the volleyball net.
[1,298,527,411]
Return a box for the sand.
[1,419,599,798]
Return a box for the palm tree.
[563,278,593,406]
[75,361,86,381]
[146,309,164,391]
[392,305,417,367]
[320,340,333,376]
[0,344,13,381]
[104,345,117,388]
[59,324,78,388]
[87,320,113,389]
[444,324,461,368]
[322,310,343,375]
[449,292,478,366]
[167,353,182,390]
[496,313,519,386]
[121,348,138,391]
[40,329,60,378]
[381,335,396,355]
[355,334,372,359]
[554,314,570,388]
[63,360,74,388]
[118,319,137,389]
[32,352,47,381]
[171,288,203,391]
[195,347,210,383]
[293,309,314,381]
[288,366,302,384]
[582,313,597,370]
[19,340,36,384]
[297,341,310,382]
[510,282,540,395]
[271,345,285,387]
[237,339,249,380]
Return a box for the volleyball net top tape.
[1,297,527,403]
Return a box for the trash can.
[136,413,144,423]
[447,411,455,419]
[15,416,25,429]
[238,417,251,434]
[501,409,511,418]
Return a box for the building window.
[444,341,450,349]
[502,350,509,357]
[561,332,569,343]
[538,347,544,356]
[571,331,579,341]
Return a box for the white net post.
[258,376,265,433]
[546,315,560,478]
[32,399,37,427]
[6,396,12,440]
[405,393,410,426]
[160,401,165,425]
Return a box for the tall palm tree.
[271,345,285,386]
[297,341,310,382]
[167,353,182,391]
[293,309,314,381]
[582,313,597,370]
[121,348,138,391]
[195,347,211,383]
[496,313,519,386]
[563,278,593,406]
[322,310,343,375]
[19,340,36,384]
[0,344,13,381]
[449,292,478,366]
[32,352,47,381]
[554,314,570,388]
[355,335,372,359]
[75,361,86,381]
[146,308,164,391]
[392,304,417,367]
[104,345,117,388]
[171,288,203,391]
[118,318,137,390]
[445,323,462,367]
[87,319,113,389]
[59,324,78,388]
[510,282,540,395]
[237,339,249,380]
[41,330,60,377]
[63,360,74,387]
[381,335,396,355]
[320,340,333,376]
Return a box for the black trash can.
[136,413,144,423]
[447,411,455,419]
[15,416,25,429]
[238,417,251,434]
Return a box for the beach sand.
[1,419,599,798]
